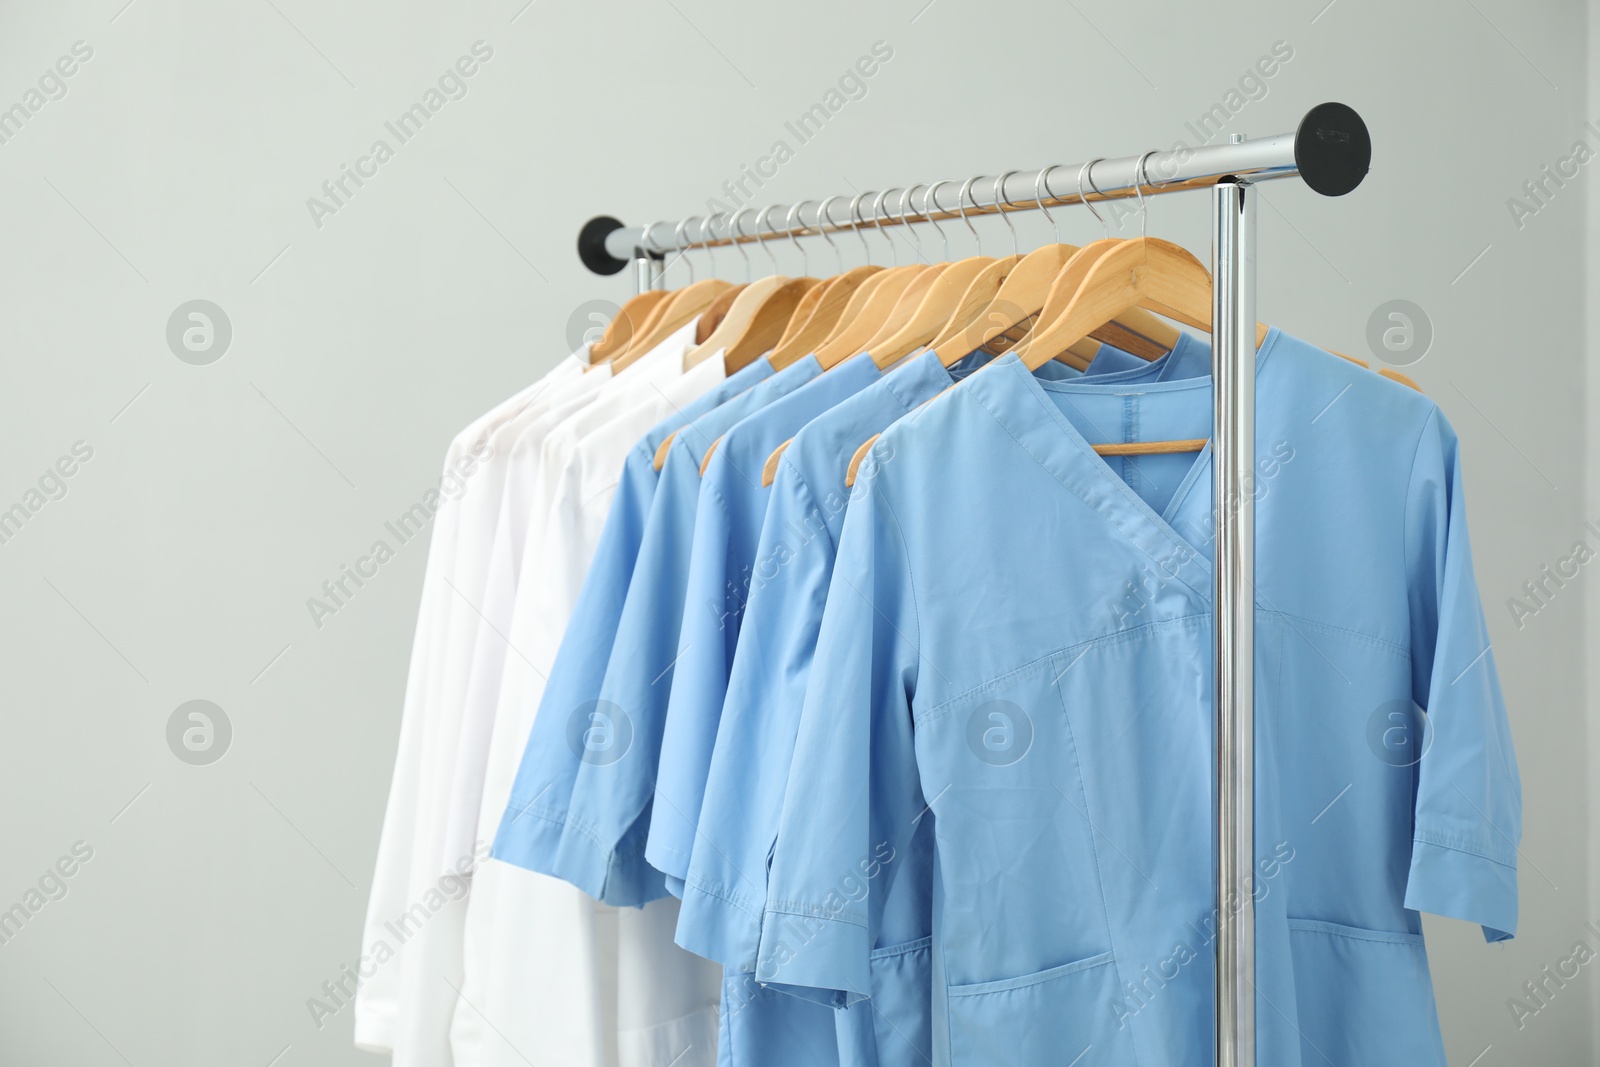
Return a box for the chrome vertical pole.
[1212,175,1256,1067]
[631,254,656,294]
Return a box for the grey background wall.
[0,0,1592,1063]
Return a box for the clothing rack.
[574,101,1371,1067]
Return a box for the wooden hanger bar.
[761,439,792,487]
[589,289,670,363]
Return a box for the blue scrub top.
[756,331,1518,1067]
[492,355,778,880]
[495,355,825,903]
[685,340,1214,1067]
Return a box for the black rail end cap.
[578,215,629,275]
[1295,102,1370,197]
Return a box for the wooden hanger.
[592,289,673,371]
[682,275,788,367]
[947,245,1106,363]
[869,257,997,367]
[588,289,670,364]
[761,439,792,486]
[756,262,946,481]
[811,266,922,368]
[769,265,883,368]
[855,264,947,360]
[696,283,748,343]
[612,278,733,372]
[767,280,830,356]
[1022,239,1185,367]
[1016,237,1235,454]
[1011,241,1177,371]
[925,254,1021,361]
[723,277,821,372]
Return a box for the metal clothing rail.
[575,101,1371,1067]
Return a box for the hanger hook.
[872,188,899,267]
[817,195,846,273]
[1133,150,1157,241]
[784,200,811,276]
[697,212,718,278]
[1034,165,1064,245]
[898,183,928,263]
[730,207,756,282]
[1076,159,1109,239]
[846,192,874,264]
[925,180,957,262]
[672,216,695,283]
[754,205,781,274]
[956,176,984,255]
[991,170,1019,257]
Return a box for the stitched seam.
[1055,683,1146,1067]
[916,613,1211,726]
[1285,919,1422,946]
[870,465,922,703]
[962,381,1213,605]
[1259,609,1412,660]
[913,609,1412,726]
[764,903,868,928]
[869,935,932,961]
[1414,830,1517,870]
[787,462,840,555]
[682,875,761,920]
[946,951,1116,996]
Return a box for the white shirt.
[356,353,584,1052]
[455,324,728,1067]
[364,353,609,1067]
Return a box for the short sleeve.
[755,475,925,1003]
[646,475,738,894]
[676,462,837,967]
[493,445,674,904]
[1401,407,1521,942]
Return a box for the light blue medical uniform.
[495,355,825,903]
[679,339,1213,1067]
[491,356,777,869]
[756,332,1519,1067]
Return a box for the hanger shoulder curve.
[927,254,1021,360]
[699,435,723,476]
[589,289,670,363]
[616,278,733,372]
[770,265,884,368]
[653,430,677,472]
[844,433,881,488]
[683,276,787,368]
[813,266,922,369]
[761,438,792,487]
[857,264,946,363]
[871,257,997,367]
[696,283,748,343]
[723,277,821,372]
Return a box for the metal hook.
[871,189,899,267]
[784,201,811,277]
[925,180,956,262]
[956,176,984,255]
[992,170,1019,257]
[755,205,781,275]
[1077,159,1109,239]
[817,195,847,273]
[1034,165,1064,245]
[698,212,719,278]
[846,192,874,264]
[673,216,695,283]
[898,183,927,263]
[1133,151,1157,240]
[730,207,756,282]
